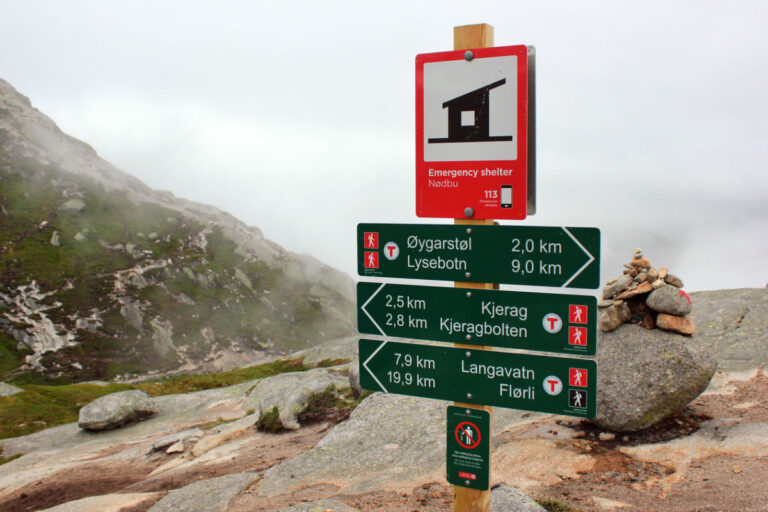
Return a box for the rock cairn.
[598,249,694,335]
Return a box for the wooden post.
[453,22,495,512]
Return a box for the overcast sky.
[2,1,767,292]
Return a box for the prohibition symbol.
[455,421,482,449]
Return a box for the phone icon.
[501,185,512,208]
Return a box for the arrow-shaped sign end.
[561,227,596,288]
[360,283,387,336]
[362,339,389,393]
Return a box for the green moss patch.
[135,359,306,397]
[296,387,359,426]
[536,497,584,512]
[314,358,351,368]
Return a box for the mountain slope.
[0,78,354,382]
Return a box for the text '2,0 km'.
[358,223,600,288]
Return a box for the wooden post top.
[454,24,494,51]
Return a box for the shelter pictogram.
[428,79,514,144]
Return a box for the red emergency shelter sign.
[416,45,534,220]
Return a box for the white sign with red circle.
[383,241,400,260]
[542,313,562,333]
[542,375,563,396]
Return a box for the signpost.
[355,23,597,512]
[358,223,600,288]
[416,44,535,220]
[358,282,597,355]
[359,338,597,418]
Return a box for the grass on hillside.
[134,358,306,396]
[0,331,28,376]
[0,382,134,439]
[0,358,309,440]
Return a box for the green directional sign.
[447,406,490,490]
[359,338,597,418]
[358,282,597,356]
[358,223,600,288]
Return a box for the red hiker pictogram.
[364,252,379,269]
[569,305,587,324]
[364,232,379,249]
[569,327,587,346]
[569,368,588,387]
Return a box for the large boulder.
[242,368,349,430]
[592,324,716,432]
[78,390,157,431]
[689,288,768,372]
[257,393,446,496]
[258,392,542,496]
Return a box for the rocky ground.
[0,288,766,512]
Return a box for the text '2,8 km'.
[358,282,597,355]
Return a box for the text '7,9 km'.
[359,339,597,418]
[358,282,597,356]
[358,223,600,288]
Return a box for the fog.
[1,0,766,292]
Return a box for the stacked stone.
[598,249,695,335]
